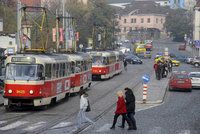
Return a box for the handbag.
[85,100,91,112]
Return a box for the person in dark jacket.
[110,90,134,130]
[153,61,159,80]
[119,88,137,130]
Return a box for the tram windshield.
[6,64,43,81]
[92,56,103,65]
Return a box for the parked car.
[192,56,200,67]
[178,44,186,51]
[168,71,192,92]
[124,55,142,64]
[186,57,194,64]
[174,55,188,63]
[189,72,200,89]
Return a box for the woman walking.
[77,91,94,128]
[119,88,137,130]
[110,90,134,130]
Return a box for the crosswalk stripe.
[96,124,111,132]
[0,121,7,125]
[51,122,73,129]
[0,121,28,131]
[23,121,46,131]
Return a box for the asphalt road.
[0,39,199,134]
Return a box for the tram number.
[65,80,70,91]
[16,90,25,94]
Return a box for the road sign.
[142,74,150,83]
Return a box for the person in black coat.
[118,88,137,130]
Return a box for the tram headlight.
[8,89,12,94]
[29,90,34,95]
[99,70,101,72]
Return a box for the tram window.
[71,62,75,74]
[103,57,108,65]
[62,63,65,77]
[59,63,62,77]
[45,64,51,79]
[56,64,59,78]
[52,64,56,78]
[37,65,44,80]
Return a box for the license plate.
[177,81,184,83]
[16,90,25,94]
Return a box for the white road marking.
[51,122,73,129]
[136,103,162,112]
[23,121,46,131]
[0,121,7,125]
[96,124,111,132]
[179,130,190,134]
[149,126,162,134]
[0,121,28,131]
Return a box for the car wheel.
[131,61,134,64]
[194,63,199,67]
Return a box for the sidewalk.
[134,73,169,104]
[0,92,3,106]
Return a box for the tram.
[89,51,123,79]
[68,53,92,93]
[3,53,92,108]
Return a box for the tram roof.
[88,51,116,57]
[67,52,91,62]
[6,53,70,64]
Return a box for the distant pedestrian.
[157,61,162,80]
[168,59,173,72]
[124,60,127,71]
[110,90,134,130]
[119,88,137,130]
[77,91,94,128]
[153,61,159,80]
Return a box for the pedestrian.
[168,59,173,73]
[110,90,134,130]
[157,61,162,80]
[124,60,127,71]
[119,88,137,130]
[77,91,94,129]
[153,61,159,80]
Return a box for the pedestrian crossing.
[0,120,194,134]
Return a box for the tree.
[164,9,193,42]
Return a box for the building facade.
[116,12,166,39]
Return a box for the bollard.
[143,83,148,103]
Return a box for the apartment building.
[193,0,200,40]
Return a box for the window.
[52,64,56,78]
[124,27,126,32]
[129,27,132,31]
[147,18,150,23]
[45,64,51,79]
[156,18,158,23]
[161,18,163,23]
[131,18,133,23]
[141,18,144,23]
[124,19,126,23]
[134,18,136,23]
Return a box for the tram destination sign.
[11,57,36,63]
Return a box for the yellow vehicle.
[154,56,180,67]
[135,45,146,54]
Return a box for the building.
[21,0,42,6]
[116,1,169,40]
[0,19,3,32]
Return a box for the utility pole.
[17,0,21,53]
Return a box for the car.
[171,58,180,67]
[168,71,192,92]
[192,56,200,67]
[174,55,188,63]
[186,57,194,64]
[178,44,186,51]
[189,72,200,89]
[124,55,142,64]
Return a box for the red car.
[168,72,192,92]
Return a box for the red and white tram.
[3,53,92,108]
[89,51,123,79]
[68,53,92,93]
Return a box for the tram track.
[28,64,154,134]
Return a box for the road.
[0,39,199,134]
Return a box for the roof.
[119,1,170,15]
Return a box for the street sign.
[142,74,150,83]
[194,40,200,48]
